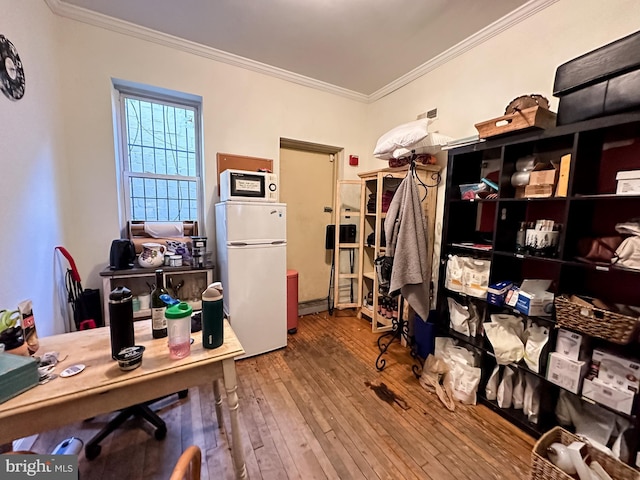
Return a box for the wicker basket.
[554,296,639,345]
[531,427,640,480]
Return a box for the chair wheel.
[178,390,188,399]
[154,426,167,440]
[85,444,101,460]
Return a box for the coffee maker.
[191,236,207,268]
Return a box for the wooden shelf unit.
[357,164,441,332]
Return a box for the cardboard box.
[582,377,635,415]
[547,352,588,394]
[616,170,640,195]
[486,281,512,307]
[524,184,554,198]
[529,163,559,186]
[555,329,587,361]
[504,286,520,307]
[555,154,571,197]
[515,279,554,316]
[592,349,640,393]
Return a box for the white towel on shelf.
[143,222,184,238]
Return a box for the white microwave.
[220,169,279,202]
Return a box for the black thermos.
[109,286,135,359]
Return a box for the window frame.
[114,83,204,231]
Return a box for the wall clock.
[0,35,25,101]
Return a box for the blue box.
[414,312,436,359]
[486,281,512,307]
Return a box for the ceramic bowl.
[115,345,145,371]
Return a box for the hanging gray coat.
[384,172,431,321]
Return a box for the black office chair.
[84,390,188,460]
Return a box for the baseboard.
[298,299,327,316]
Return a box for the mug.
[525,229,559,256]
[138,293,151,310]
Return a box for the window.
[115,84,203,225]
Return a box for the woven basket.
[531,427,640,480]
[554,296,639,345]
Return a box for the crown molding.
[368,0,559,102]
[44,0,369,103]
[46,0,557,104]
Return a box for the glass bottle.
[151,269,168,338]
[515,221,526,253]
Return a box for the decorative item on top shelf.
[554,295,640,345]
[475,94,556,139]
[531,427,638,480]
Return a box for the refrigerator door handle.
[271,240,286,245]
[229,242,249,246]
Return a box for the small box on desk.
[529,163,558,187]
[0,353,39,404]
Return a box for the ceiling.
[54,0,539,99]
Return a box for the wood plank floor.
[31,311,535,479]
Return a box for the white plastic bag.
[484,320,525,365]
[462,258,490,298]
[497,367,515,408]
[445,255,465,292]
[449,361,482,405]
[524,323,549,373]
[524,373,541,423]
[485,365,500,401]
[448,297,470,336]
[512,370,525,410]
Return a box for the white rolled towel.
[143,222,184,238]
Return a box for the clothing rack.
[374,155,437,373]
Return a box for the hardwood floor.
[31,312,535,479]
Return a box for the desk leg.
[212,379,224,430]
[222,358,247,480]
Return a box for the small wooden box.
[524,184,553,198]
[475,106,557,139]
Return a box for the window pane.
[120,91,200,224]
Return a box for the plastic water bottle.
[202,282,224,349]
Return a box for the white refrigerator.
[215,201,287,358]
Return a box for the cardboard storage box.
[616,170,640,195]
[592,349,640,393]
[582,378,635,415]
[515,279,554,316]
[524,184,553,198]
[554,30,640,125]
[529,163,558,186]
[547,352,588,394]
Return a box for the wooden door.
[279,148,336,305]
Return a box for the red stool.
[286,270,298,334]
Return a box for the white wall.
[2,0,639,336]
[55,18,368,301]
[0,0,67,336]
[365,0,640,293]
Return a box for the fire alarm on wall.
[349,155,359,166]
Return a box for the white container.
[592,349,640,393]
[616,170,640,195]
[546,352,588,394]
[555,329,584,361]
[582,378,635,415]
[169,255,182,267]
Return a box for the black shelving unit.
[438,112,640,447]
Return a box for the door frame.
[279,138,343,315]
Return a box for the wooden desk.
[0,320,247,479]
